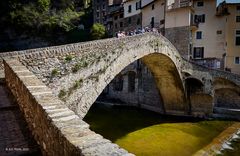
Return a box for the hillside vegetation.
[0,0,93,51]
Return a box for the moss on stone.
[58,89,67,99]
[65,55,73,62]
[51,68,59,77]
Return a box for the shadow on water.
[83,103,225,142]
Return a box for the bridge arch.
[213,77,240,109]
[62,34,188,118]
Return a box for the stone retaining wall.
[4,58,133,156]
[193,122,240,156]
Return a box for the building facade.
[141,0,165,32]
[164,0,194,59]
[217,2,240,74]
[93,0,240,74]
[123,0,142,31]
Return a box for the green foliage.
[71,60,88,73]
[38,0,50,12]
[8,0,85,34]
[51,68,59,77]
[65,55,73,62]
[73,79,83,89]
[91,23,106,40]
[58,89,66,98]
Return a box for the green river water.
[83,104,240,156]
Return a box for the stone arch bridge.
[1,33,240,155]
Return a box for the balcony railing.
[167,0,192,10]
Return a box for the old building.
[141,0,165,33]
[123,0,142,31]
[191,0,225,70]
[93,0,123,25]
[165,0,194,59]
[217,1,240,74]
[106,4,125,36]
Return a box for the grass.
[83,104,234,156]
[51,68,59,77]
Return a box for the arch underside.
[75,53,188,118]
[141,53,187,115]
[213,77,240,109]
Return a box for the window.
[193,47,204,58]
[120,13,123,18]
[160,19,165,25]
[120,22,123,27]
[152,4,155,10]
[196,31,202,39]
[217,30,222,34]
[115,23,118,29]
[195,14,205,23]
[197,1,204,7]
[102,4,105,9]
[102,11,105,16]
[235,57,240,64]
[236,16,240,22]
[151,17,154,28]
[137,18,140,25]
[96,5,100,10]
[237,6,240,11]
[136,1,141,10]
[113,74,123,91]
[236,30,240,46]
[97,12,100,17]
[128,72,136,92]
[128,17,132,24]
[128,5,132,13]
[114,16,118,20]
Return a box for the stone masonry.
[4,59,133,156]
[1,33,240,155]
[0,33,240,119]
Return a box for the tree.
[38,0,50,12]
[91,23,106,40]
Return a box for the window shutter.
[193,47,196,58]
[202,14,205,23]
[201,47,204,58]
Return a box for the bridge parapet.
[3,58,133,156]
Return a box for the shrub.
[71,60,89,73]
[91,23,106,40]
[58,89,67,98]
[51,68,59,77]
[73,79,83,89]
[65,55,73,62]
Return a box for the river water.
[83,103,240,156]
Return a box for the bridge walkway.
[0,81,41,156]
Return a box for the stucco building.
[141,0,165,33]
[93,0,240,74]
[217,1,240,74]
[93,0,123,26]
[122,0,142,31]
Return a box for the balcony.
[167,0,192,10]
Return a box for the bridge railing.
[3,58,132,156]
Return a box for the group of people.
[116,27,160,38]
